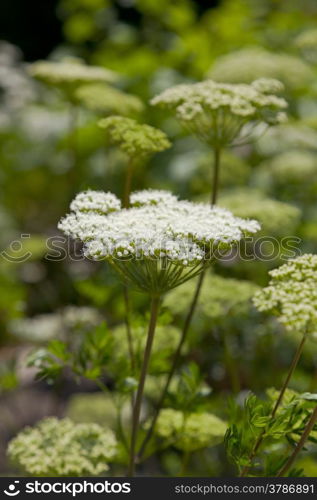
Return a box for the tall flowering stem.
[138,267,208,460]
[240,333,307,477]
[138,79,287,460]
[211,147,221,205]
[128,296,161,477]
[138,145,223,461]
[240,254,317,476]
[58,189,260,475]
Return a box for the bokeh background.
[2,0,317,476]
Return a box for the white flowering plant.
[4,9,317,480]
[151,79,287,148]
[58,189,260,295]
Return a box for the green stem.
[223,327,240,394]
[123,285,135,374]
[138,271,206,460]
[180,450,191,477]
[128,296,161,477]
[137,147,222,461]
[277,405,317,477]
[211,147,221,206]
[240,334,307,477]
[123,158,134,208]
[68,105,79,182]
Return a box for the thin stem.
[137,147,222,461]
[180,450,191,477]
[128,296,160,477]
[121,157,135,376]
[123,285,135,374]
[240,334,307,477]
[138,271,206,460]
[223,327,240,394]
[123,158,134,208]
[211,147,221,206]
[68,105,78,184]
[277,405,317,477]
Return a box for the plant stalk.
[128,296,160,477]
[68,105,79,191]
[123,158,134,208]
[211,147,221,205]
[137,147,222,460]
[123,285,135,374]
[240,334,307,477]
[277,405,317,477]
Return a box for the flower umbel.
[253,254,317,335]
[29,57,118,98]
[58,189,260,294]
[7,417,117,476]
[151,79,287,147]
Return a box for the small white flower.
[130,189,179,207]
[70,190,121,215]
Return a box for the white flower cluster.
[151,78,287,146]
[130,189,178,207]
[9,306,102,343]
[59,190,259,263]
[58,190,260,293]
[155,409,227,451]
[70,190,121,215]
[29,58,118,87]
[7,417,117,476]
[253,254,317,335]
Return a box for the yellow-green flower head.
[28,57,118,97]
[7,417,117,476]
[151,79,287,147]
[209,48,314,93]
[75,83,144,116]
[219,188,301,236]
[98,116,171,158]
[58,189,260,294]
[155,409,227,451]
[253,254,317,335]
